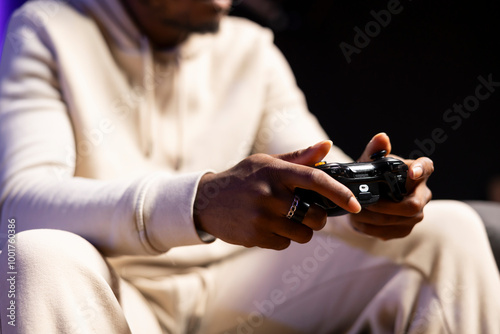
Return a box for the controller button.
[315,161,326,167]
[359,184,370,192]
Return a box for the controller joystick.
[369,150,387,161]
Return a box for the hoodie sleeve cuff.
[138,171,216,253]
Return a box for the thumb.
[358,133,392,162]
[275,140,333,166]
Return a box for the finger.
[275,140,333,166]
[278,163,361,214]
[278,190,326,230]
[350,220,416,240]
[362,185,432,217]
[301,204,328,231]
[352,208,425,227]
[257,234,292,250]
[407,157,434,180]
[273,218,314,244]
[261,189,317,242]
[358,132,392,162]
[404,157,435,193]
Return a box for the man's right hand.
[193,141,361,250]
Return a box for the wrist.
[193,172,217,235]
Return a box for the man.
[0,0,498,333]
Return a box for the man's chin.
[191,21,221,34]
[161,19,221,34]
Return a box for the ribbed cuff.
[137,171,216,253]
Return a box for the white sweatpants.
[1,200,499,333]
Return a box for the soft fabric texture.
[465,201,500,270]
[0,0,349,258]
[1,0,500,333]
[2,201,500,333]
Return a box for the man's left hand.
[349,133,434,240]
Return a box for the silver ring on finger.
[286,194,310,224]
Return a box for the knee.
[419,200,487,243]
[2,229,113,283]
[406,200,492,269]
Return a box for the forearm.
[0,167,211,256]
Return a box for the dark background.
[2,0,500,200]
[232,0,500,201]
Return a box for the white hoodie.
[0,0,351,260]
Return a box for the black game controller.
[296,150,408,216]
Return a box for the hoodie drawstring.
[173,53,184,170]
[139,36,185,169]
[139,36,155,158]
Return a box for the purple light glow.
[0,0,26,60]
[0,1,8,53]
